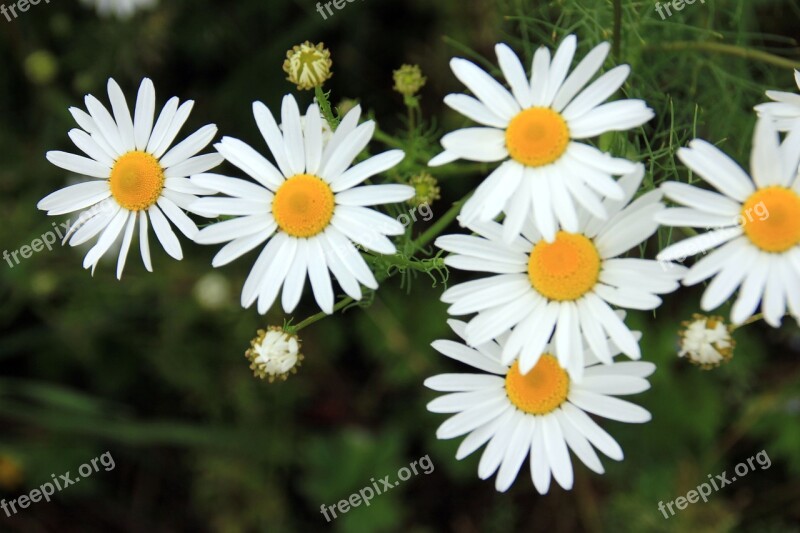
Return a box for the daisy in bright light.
[190,95,412,315]
[656,117,800,327]
[80,0,157,18]
[755,70,800,131]
[425,319,654,494]
[429,35,653,242]
[38,78,223,278]
[436,164,685,380]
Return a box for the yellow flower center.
[505,356,570,415]
[505,107,570,167]
[109,151,165,211]
[528,231,601,301]
[272,174,335,238]
[741,186,800,253]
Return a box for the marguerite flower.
[80,0,156,18]
[425,319,654,494]
[656,117,800,327]
[678,314,734,369]
[755,70,800,131]
[246,327,303,382]
[429,35,654,242]
[191,95,413,315]
[436,164,685,380]
[38,78,223,278]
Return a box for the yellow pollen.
[528,231,601,301]
[505,356,570,415]
[505,107,570,167]
[272,174,335,238]
[109,151,165,211]
[741,186,800,253]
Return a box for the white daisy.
[38,78,223,278]
[436,164,685,380]
[80,0,157,18]
[755,70,800,131]
[246,326,303,382]
[678,314,734,369]
[429,35,654,242]
[425,318,654,494]
[656,117,800,327]
[190,95,413,315]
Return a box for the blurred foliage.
[1,0,800,531]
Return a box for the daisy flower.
[190,95,412,315]
[38,78,223,278]
[425,318,654,494]
[80,0,157,18]
[429,35,654,242]
[656,117,800,327]
[755,70,800,131]
[436,164,685,380]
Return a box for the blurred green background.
[2,0,800,531]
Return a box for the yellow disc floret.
[272,174,335,238]
[505,107,570,167]
[109,151,165,211]
[741,186,800,253]
[528,231,601,301]
[505,356,570,415]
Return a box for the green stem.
[650,41,800,70]
[314,86,340,129]
[292,296,354,332]
[412,192,471,250]
[612,0,622,59]
[365,252,444,273]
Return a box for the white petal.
[46,151,111,179]
[133,78,156,151]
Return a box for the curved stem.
[650,41,800,70]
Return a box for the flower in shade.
[38,78,223,278]
[283,41,333,91]
[80,0,157,18]
[656,117,800,327]
[246,327,303,382]
[436,164,685,380]
[408,172,441,206]
[393,64,427,97]
[425,319,654,494]
[755,70,800,131]
[429,35,653,242]
[678,314,734,369]
[190,95,412,315]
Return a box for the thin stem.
[314,86,340,129]
[650,41,800,70]
[612,0,622,59]
[293,297,354,332]
[412,192,471,250]
[365,252,445,272]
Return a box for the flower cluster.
[36,34,800,497]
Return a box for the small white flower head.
[193,272,232,311]
[678,314,735,369]
[80,0,157,19]
[245,327,303,382]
